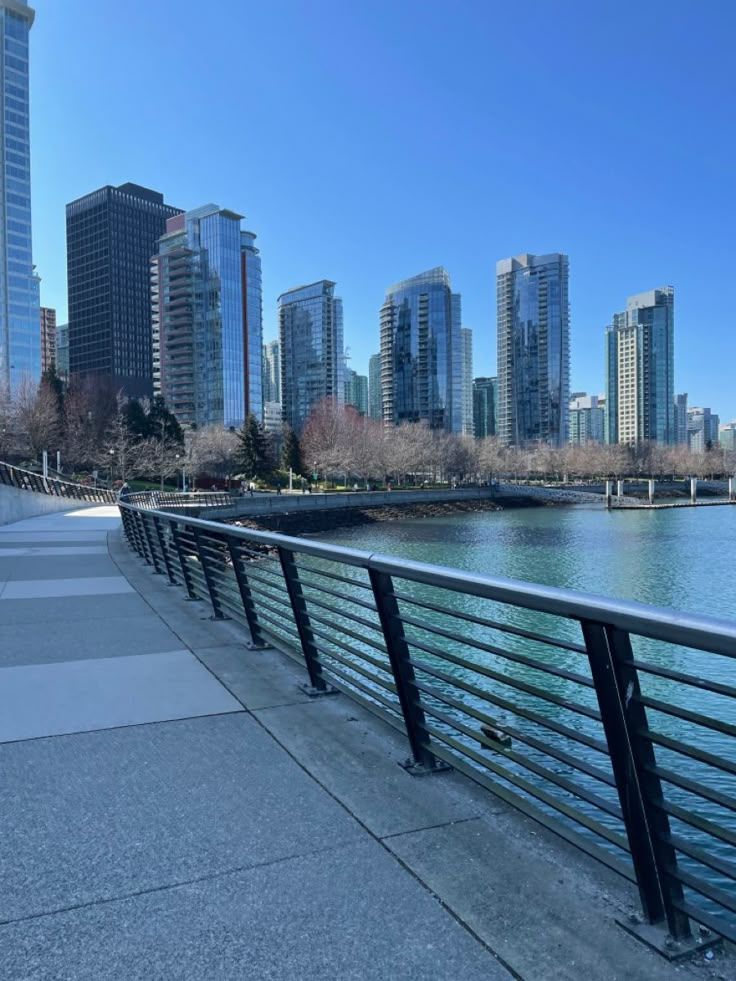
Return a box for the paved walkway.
[0,506,506,980]
[1,506,730,980]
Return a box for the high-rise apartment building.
[263,339,280,404]
[461,328,473,436]
[719,422,736,453]
[66,183,182,399]
[151,205,262,430]
[368,353,382,421]
[473,376,497,438]
[379,267,462,432]
[496,253,570,447]
[0,0,39,393]
[55,322,69,380]
[278,280,344,434]
[604,287,675,445]
[568,392,605,445]
[40,306,56,373]
[687,406,720,453]
[344,368,368,415]
[674,393,688,445]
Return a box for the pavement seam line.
[108,527,523,980]
[379,814,483,841]
[0,838,361,929]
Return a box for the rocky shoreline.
[228,495,546,537]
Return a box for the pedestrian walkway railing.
[0,461,115,503]
[127,490,233,509]
[116,493,736,953]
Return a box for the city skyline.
[22,0,736,422]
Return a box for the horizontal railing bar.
[398,610,595,689]
[296,575,380,614]
[299,593,384,638]
[289,561,372,592]
[641,728,736,777]
[664,833,736,883]
[232,567,287,592]
[666,865,736,915]
[636,694,736,739]
[306,608,388,655]
[420,698,623,822]
[312,643,398,694]
[323,661,403,716]
[117,502,736,656]
[654,798,736,849]
[423,723,630,853]
[308,621,391,669]
[323,673,407,735]
[391,588,588,654]
[406,635,602,722]
[647,763,736,813]
[627,658,736,701]
[670,900,736,945]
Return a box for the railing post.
[136,512,157,568]
[227,540,268,649]
[152,514,177,584]
[128,509,148,560]
[277,546,337,696]
[368,568,449,775]
[605,626,692,943]
[581,621,691,948]
[142,513,165,575]
[192,528,229,619]
[170,523,201,601]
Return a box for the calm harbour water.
[316,503,735,922]
[321,503,736,622]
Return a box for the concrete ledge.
[0,484,95,526]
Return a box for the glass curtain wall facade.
[67,183,182,398]
[496,253,570,448]
[262,339,280,404]
[278,280,344,434]
[345,368,368,415]
[368,352,382,421]
[152,205,262,430]
[379,267,462,432]
[39,305,55,372]
[0,0,39,393]
[473,376,497,438]
[604,287,675,445]
[674,393,688,445]
[461,328,474,436]
[568,393,605,445]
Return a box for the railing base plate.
[616,918,720,961]
[400,758,452,777]
[299,683,339,698]
[245,640,271,651]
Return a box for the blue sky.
[30,0,735,420]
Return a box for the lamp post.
[109,448,114,487]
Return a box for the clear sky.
[29,0,735,421]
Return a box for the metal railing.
[127,490,233,509]
[0,461,115,503]
[117,492,736,952]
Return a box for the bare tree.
[14,376,61,463]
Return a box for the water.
[311,504,736,929]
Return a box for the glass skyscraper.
[604,287,675,445]
[0,0,39,393]
[278,280,344,434]
[379,267,462,433]
[151,205,263,430]
[496,253,570,448]
[461,327,473,436]
[473,376,497,438]
[344,368,368,415]
[368,352,382,421]
[262,339,281,404]
[67,183,182,399]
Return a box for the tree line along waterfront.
[2,371,734,492]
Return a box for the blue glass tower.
[0,0,38,393]
[152,206,263,429]
[278,281,344,435]
[379,268,462,432]
[496,253,570,448]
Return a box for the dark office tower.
[496,253,570,447]
[473,376,497,438]
[66,183,182,398]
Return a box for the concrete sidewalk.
[0,507,730,980]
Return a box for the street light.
[109,448,114,487]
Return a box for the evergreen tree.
[124,399,150,441]
[281,425,302,474]
[236,413,269,479]
[41,366,65,415]
[148,396,183,445]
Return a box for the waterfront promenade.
[0,504,731,979]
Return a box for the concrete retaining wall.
[0,484,92,526]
